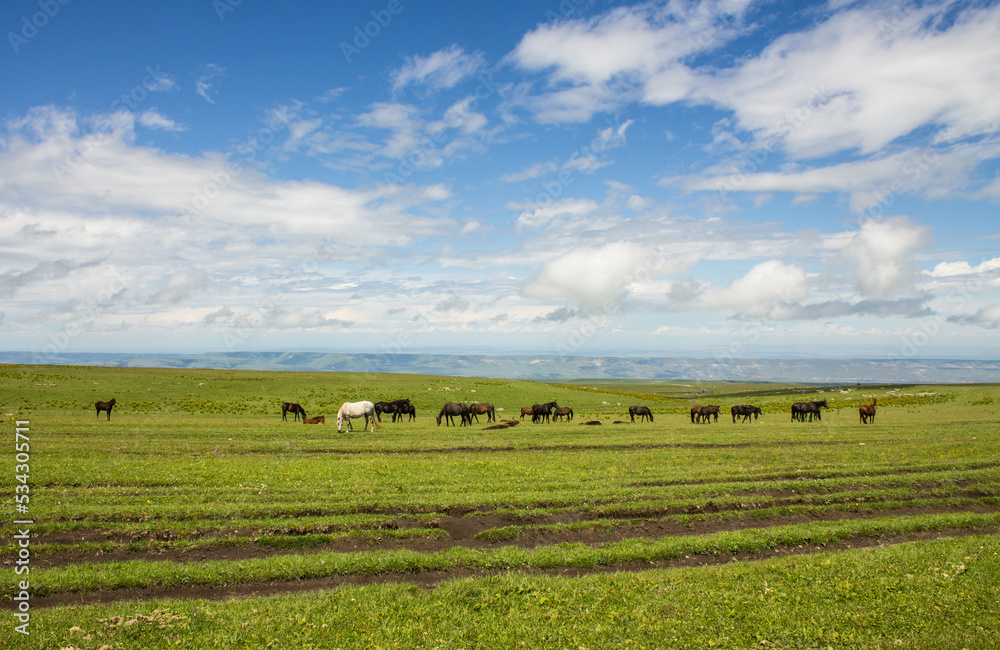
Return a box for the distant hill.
[1,351,998,384]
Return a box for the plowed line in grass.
[27,525,1000,609]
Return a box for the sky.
[1,0,999,363]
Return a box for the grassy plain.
[1,364,999,648]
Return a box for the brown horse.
[520,406,535,420]
[95,398,116,421]
[303,416,325,424]
[692,405,720,423]
[282,402,306,421]
[531,401,559,423]
[468,402,496,423]
[552,406,573,421]
[859,398,877,424]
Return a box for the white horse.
[336,400,379,432]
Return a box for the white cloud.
[521,241,660,309]
[138,110,185,132]
[500,160,558,183]
[391,45,485,93]
[508,197,600,231]
[837,217,930,299]
[678,260,809,318]
[195,64,225,104]
[927,257,1000,278]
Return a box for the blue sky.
[2,0,999,362]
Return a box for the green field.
[2,364,999,649]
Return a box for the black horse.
[628,405,654,422]
[531,401,559,423]
[731,405,762,423]
[436,402,470,426]
[396,403,417,421]
[791,400,828,422]
[375,398,412,422]
[282,402,306,421]
[95,398,116,421]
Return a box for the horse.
[95,398,116,421]
[468,402,496,423]
[282,402,306,421]
[303,416,325,424]
[552,406,574,421]
[692,405,720,423]
[792,400,828,422]
[396,403,417,421]
[731,405,762,423]
[531,401,559,423]
[337,401,378,432]
[436,402,470,427]
[375,398,412,422]
[859,398,877,424]
[520,407,535,421]
[628,405,653,422]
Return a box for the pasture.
[2,364,999,649]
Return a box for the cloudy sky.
[2,0,999,361]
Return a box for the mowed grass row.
[2,365,999,648]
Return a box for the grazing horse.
[692,405,720,423]
[468,402,496,423]
[95,398,116,421]
[519,407,535,421]
[552,406,574,421]
[731,405,762,423]
[436,402,470,427]
[792,400,828,422]
[337,401,379,433]
[628,405,653,422]
[859,398,877,424]
[282,402,306,422]
[375,398,412,422]
[532,401,559,423]
[303,416,325,424]
[396,403,416,421]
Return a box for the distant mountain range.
[2,351,998,384]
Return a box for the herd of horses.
[93,394,880,427]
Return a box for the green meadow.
[1,364,999,649]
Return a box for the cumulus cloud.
[948,305,1000,329]
[138,110,185,132]
[675,260,808,319]
[837,217,930,299]
[521,241,662,309]
[926,257,1000,278]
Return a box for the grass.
[2,364,999,648]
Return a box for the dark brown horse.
[552,406,573,421]
[436,402,470,426]
[859,398,877,424]
[532,401,559,423]
[628,405,653,422]
[692,405,720,423]
[282,402,306,421]
[95,398,116,421]
[468,402,496,423]
[792,400,828,422]
[731,405,762,423]
[303,416,325,424]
